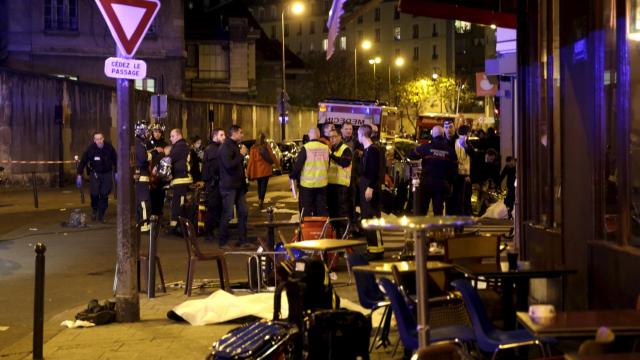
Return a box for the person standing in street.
[341,122,361,228]
[218,125,250,249]
[202,128,225,241]
[443,119,459,215]
[444,119,458,148]
[499,156,517,219]
[134,121,152,232]
[168,129,192,232]
[148,124,167,216]
[410,126,458,216]
[358,125,384,260]
[77,132,117,223]
[454,125,474,216]
[189,135,204,183]
[289,128,330,217]
[247,133,279,208]
[327,129,352,235]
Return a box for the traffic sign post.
[278,90,289,141]
[94,0,161,323]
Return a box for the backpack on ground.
[75,299,116,325]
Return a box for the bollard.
[147,215,159,299]
[33,243,46,360]
[32,172,39,209]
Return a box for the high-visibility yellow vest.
[328,143,351,186]
[300,141,329,188]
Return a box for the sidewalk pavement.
[1,285,400,360]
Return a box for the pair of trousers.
[150,186,165,216]
[327,184,350,237]
[219,188,248,246]
[359,178,383,254]
[135,181,151,231]
[256,176,269,202]
[205,185,222,235]
[299,186,328,217]
[89,171,113,218]
[449,175,472,216]
[170,183,189,227]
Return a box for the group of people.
[410,119,516,218]
[288,122,386,260]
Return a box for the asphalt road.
[0,175,299,351]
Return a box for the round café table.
[361,215,476,349]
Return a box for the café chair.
[452,279,548,360]
[178,217,230,296]
[346,252,392,352]
[379,278,476,358]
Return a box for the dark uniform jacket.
[218,138,246,191]
[202,142,221,190]
[78,142,117,175]
[360,144,381,190]
[169,138,190,180]
[135,137,150,177]
[410,136,457,190]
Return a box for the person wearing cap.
[148,124,168,216]
[134,121,152,232]
[409,125,458,216]
[454,125,474,215]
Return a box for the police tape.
[0,160,78,164]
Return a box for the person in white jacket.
[454,125,474,215]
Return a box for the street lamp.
[354,40,372,98]
[369,56,381,99]
[280,1,304,141]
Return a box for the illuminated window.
[323,39,328,51]
[135,78,156,93]
[394,26,401,41]
[340,36,346,50]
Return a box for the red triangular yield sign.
[95,0,161,58]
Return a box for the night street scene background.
[2,0,640,359]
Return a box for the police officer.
[358,125,384,259]
[77,132,117,223]
[289,128,329,217]
[168,128,192,232]
[327,129,352,235]
[410,126,458,216]
[202,128,225,241]
[148,124,168,216]
[134,121,152,232]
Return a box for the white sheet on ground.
[171,290,368,326]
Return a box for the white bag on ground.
[482,200,508,220]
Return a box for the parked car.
[241,138,283,176]
[277,142,300,173]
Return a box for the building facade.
[184,1,260,100]
[3,0,185,97]
[248,0,454,86]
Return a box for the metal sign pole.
[114,47,140,322]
